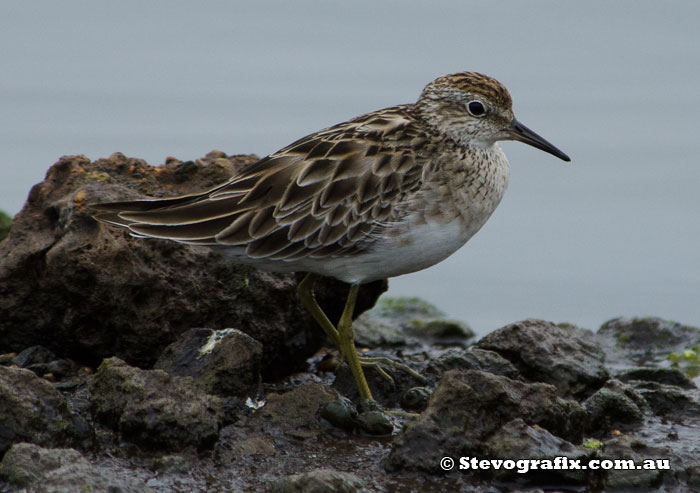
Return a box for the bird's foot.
[357,355,429,385]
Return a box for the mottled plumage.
[92,72,570,400]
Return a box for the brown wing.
[93,106,433,261]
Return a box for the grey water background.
[2,1,699,336]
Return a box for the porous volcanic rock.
[0,152,386,378]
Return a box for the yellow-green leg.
[297,273,340,347]
[297,273,373,401]
[335,283,373,401]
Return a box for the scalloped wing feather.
[93,106,434,260]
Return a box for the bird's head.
[416,72,570,162]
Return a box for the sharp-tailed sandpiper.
[93,72,570,402]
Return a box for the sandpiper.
[93,72,570,402]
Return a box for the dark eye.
[467,100,486,117]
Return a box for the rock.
[631,381,700,419]
[270,468,369,493]
[0,442,153,491]
[11,345,56,367]
[0,366,81,455]
[0,152,385,379]
[154,327,263,397]
[597,317,700,368]
[400,387,431,412]
[583,380,647,432]
[89,357,222,451]
[385,370,586,473]
[320,396,358,431]
[355,296,475,347]
[600,435,675,489]
[476,319,609,397]
[352,313,408,347]
[261,382,337,439]
[616,367,696,389]
[11,345,80,381]
[425,347,520,381]
[483,419,589,483]
[0,210,10,242]
[0,443,83,487]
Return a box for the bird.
[92,72,570,402]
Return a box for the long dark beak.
[507,118,570,162]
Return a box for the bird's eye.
[467,100,486,117]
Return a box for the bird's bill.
[506,118,571,162]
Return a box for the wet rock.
[270,468,369,493]
[616,367,696,389]
[425,347,520,381]
[600,435,675,489]
[385,370,586,473]
[597,317,700,368]
[320,396,358,431]
[583,380,647,432]
[11,345,80,381]
[0,152,384,379]
[0,366,80,455]
[11,345,56,367]
[483,419,590,483]
[90,357,222,451]
[0,442,153,491]
[155,327,263,397]
[400,387,431,412]
[357,400,395,435]
[631,381,700,419]
[476,319,609,397]
[261,382,337,439]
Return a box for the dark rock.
[155,327,263,397]
[600,435,675,489]
[0,152,385,379]
[597,317,700,368]
[616,367,696,389]
[476,319,609,397]
[320,396,358,431]
[400,387,431,412]
[270,468,369,493]
[0,366,80,455]
[583,380,647,432]
[356,400,395,435]
[89,357,222,451]
[11,346,80,381]
[261,382,337,439]
[631,381,700,419]
[11,345,56,367]
[385,370,586,473]
[425,347,520,380]
[483,419,590,483]
[0,442,153,491]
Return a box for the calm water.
[2,1,699,335]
